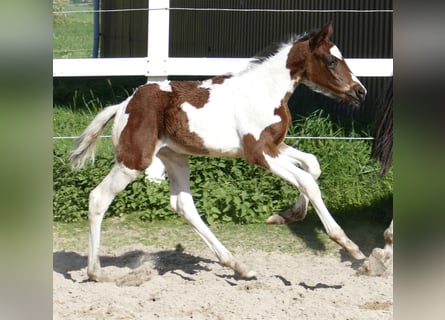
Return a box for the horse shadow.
[53,246,215,282]
[284,195,393,262]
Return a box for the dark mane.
[251,42,283,64]
[251,27,321,64]
[291,26,321,43]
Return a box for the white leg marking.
[266,145,321,224]
[264,152,365,259]
[158,150,256,278]
[88,163,140,280]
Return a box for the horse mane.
[293,26,321,42]
[211,26,322,78]
[249,27,321,66]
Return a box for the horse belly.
[179,101,243,157]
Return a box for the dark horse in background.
[360,77,393,276]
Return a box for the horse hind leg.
[87,162,140,281]
[158,149,257,279]
[267,145,321,225]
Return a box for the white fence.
[53,0,393,79]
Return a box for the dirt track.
[53,242,392,319]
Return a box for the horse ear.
[309,22,333,51]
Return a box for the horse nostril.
[356,87,366,100]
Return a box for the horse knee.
[88,188,103,217]
[306,154,321,180]
[88,185,114,220]
[175,193,194,218]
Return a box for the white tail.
[70,104,120,170]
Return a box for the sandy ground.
[53,241,392,320]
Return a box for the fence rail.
[53,57,392,78]
[53,0,392,79]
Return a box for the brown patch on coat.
[286,41,309,80]
[170,81,210,109]
[243,93,292,169]
[211,75,231,84]
[117,82,210,170]
[117,84,170,171]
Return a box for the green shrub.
[53,109,393,224]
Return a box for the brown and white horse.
[71,23,367,280]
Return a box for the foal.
[71,23,367,280]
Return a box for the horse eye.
[325,57,337,68]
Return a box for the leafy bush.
[53,109,393,224]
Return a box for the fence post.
[147,0,170,82]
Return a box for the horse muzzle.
[347,83,367,106]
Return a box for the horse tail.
[70,103,121,170]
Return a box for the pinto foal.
[71,23,367,280]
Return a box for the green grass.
[53,2,94,58]
[53,104,113,156]
[53,209,388,257]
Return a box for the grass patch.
[53,104,113,156]
[53,2,94,58]
[53,208,389,257]
[52,214,335,255]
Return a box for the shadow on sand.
[53,247,215,282]
[284,194,393,259]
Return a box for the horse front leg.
[267,144,321,225]
[158,150,257,279]
[263,152,366,260]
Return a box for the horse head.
[287,22,367,106]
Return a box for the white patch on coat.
[157,80,172,92]
[199,79,214,89]
[329,45,343,60]
[180,44,295,157]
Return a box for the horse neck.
[236,43,296,98]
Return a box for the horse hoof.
[87,270,112,282]
[266,214,286,225]
[234,262,257,279]
[235,269,257,280]
[244,270,258,279]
